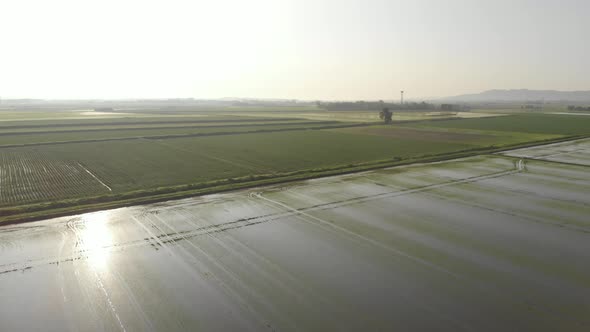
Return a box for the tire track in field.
[0,159,524,273]
[136,215,265,330]
[253,192,463,279]
[170,209,344,327]
[0,213,296,274]
[77,163,112,191]
[252,165,588,328]
[149,139,267,172]
[256,159,525,215]
[285,181,590,326]
[250,196,476,331]
[0,159,527,273]
[150,213,288,331]
[172,207,390,330]
[253,195,483,328]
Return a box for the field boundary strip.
[0,122,373,149]
[0,117,304,129]
[0,120,339,136]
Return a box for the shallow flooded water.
[503,138,590,166]
[1,152,589,331]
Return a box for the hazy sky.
[0,0,588,100]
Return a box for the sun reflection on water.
[79,211,113,270]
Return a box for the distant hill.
[443,89,590,102]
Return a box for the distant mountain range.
[443,89,590,102]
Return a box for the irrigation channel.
[1,139,589,331]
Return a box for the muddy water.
[1,154,589,331]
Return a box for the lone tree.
[379,107,393,124]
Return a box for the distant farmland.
[0,108,589,222]
[405,113,590,135]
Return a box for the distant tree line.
[521,105,543,110]
[232,100,302,107]
[567,105,590,111]
[441,104,471,111]
[94,107,114,112]
[318,100,435,111]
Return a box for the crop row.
[0,149,108,206]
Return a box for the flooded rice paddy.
[1,146,589,331]
[503,137,590,166]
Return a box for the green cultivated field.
[330,124,559,146]
[405,113,590,135]
[0,131,474,205]
[1,108,589,222]
[0,121,349,146]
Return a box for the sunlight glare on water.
[79,211,114,271]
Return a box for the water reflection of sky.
[80,211,113,271]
